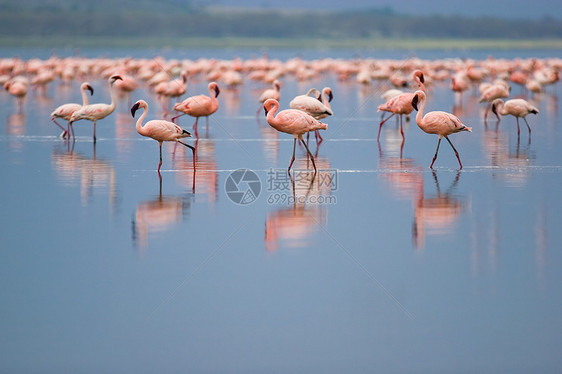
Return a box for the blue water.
[1,47,561,373]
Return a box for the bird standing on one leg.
[131,99,195,174]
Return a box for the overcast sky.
[215,0,561,19]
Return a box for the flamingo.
[491,98,539,137]
[4,76,29,113]
[131,99,195,173]
[258,79,281,106]
[172,82,220,136]
[69,75,122,143]
[478,80,510,122]
[263,98,327,173]
[51,82,94,138]
[155,71,188,114]
[377,70,425,141]
[411,90,472,169]
[289,87,333,144]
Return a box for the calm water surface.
[1,47,561,373]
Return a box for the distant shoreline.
[2,36,562,50]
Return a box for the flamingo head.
[131,100,146,117]
[211,82,220,97]
[263,98,277,116]
[326,88,334,102]
[110,75,123,84]
[414,70,425,84]
[411,94,420,111]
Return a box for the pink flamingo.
[69,75,122,143]
[263,98,327,173]
[289,87,333,144]
[131,99,195,173]
[172,82,220,136]
[491,98,539,137]
[258,79,281,106]
[4,76,29,113]
[478,80,510,122]
[377,70,425,141]
[51,81,94,138]
[411,90,472,169]
[155,71,188,114]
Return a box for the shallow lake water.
[1,47,561,373]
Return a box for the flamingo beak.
[131,102,140,117]
[491,104,497,116]
[328,91,333,102]
[420,73,425,83]
[86,85,94,96]
[214,86,220,97]
[411,95,419,111]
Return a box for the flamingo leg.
[93,121,97,143]
[445,136,463,170]
[484,103,491,121]
[315,130,323,145]
[288,138,297,173]
[51,119,68,138]
[430,138,442,169]
[299,136,317,173]
[177,140,196,162]
[69,122,76,141]
[523,117,532,134]
[516,118,521,135]
[399,114,405,140]
[158,142,163,172]
[377,113,395,140]
[171,113,186,123]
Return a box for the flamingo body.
[69,75,122,142]
[172,82,220,127]
[264,98,327,172]
[412,90,472,169]
[132,99,195,172]
[51,82,94,137]
[491,98,539,136]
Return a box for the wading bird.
[491,98,539,138]
[411,90,472,169]
[51,82,94,138]
[263,98,327,173]
[69,75,122,143]
[172,82,220,136]
[131,99,195,173]
[377,70,425,141]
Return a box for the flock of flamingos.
[2,54,560,175]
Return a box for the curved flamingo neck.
[321,89,331,110]
[265,101,280,124]
[416,75,426,93]
[80,85,90,106]
[108,81,119,111]
[415,93,426,128]
[135,105,149,136]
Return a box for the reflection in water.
[378,137,423,201]
[132,176,191,250]
[51,142,117,210]
[174,137,216,200]
[413,171,467,250]
[265,161,332,252]
[482,126,535,187]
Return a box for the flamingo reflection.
[173,137,216,199]
[413,171,467,250]
[265,159,332,252]
[51,142,117,210]
[132,176,191,249]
